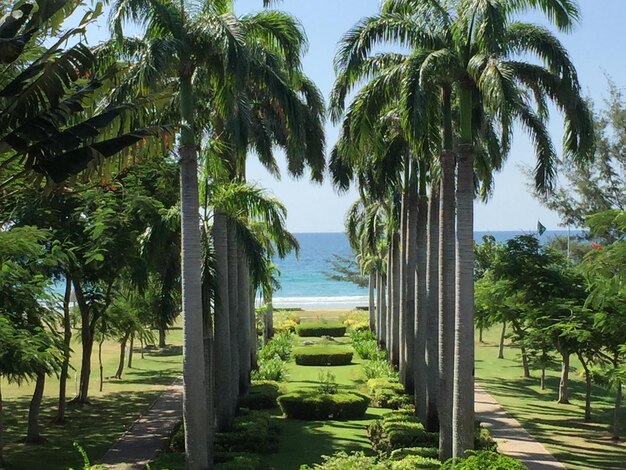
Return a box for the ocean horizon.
[271,230,582,310]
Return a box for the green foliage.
[238,381,283,410]
[441,451,526,469]
[324,254,369,288]
[389,455,440,469]
[278,390,370,420]
[367,379,410,409]
[215,411,280,454]
[317,370,339,395]
[339,310,370,331]
[274,311,301,333]
[296,323,347,337]
[368,412,438,453]
[299,452,385,470]
[475,425,497,452]
[350,329,383,360]
[292,347,353,366]
[258,332,295,362]
[252,356,289,382]
[214,455,262,470]
[363,357,398,380]
[389,447,439,461]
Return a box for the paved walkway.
[475,385,566,470]
[100,381,183,469]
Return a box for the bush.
[350,329,384,360]
[274,311,301,333]
[390,455,441,469]
[475,425,497,452]
[367,378,411,409]
[258,332,295,362]
[390,447,439,461]
[215,410,280,454]
[300,451,387,470]
[293,346,353,366]
[363,357,398,380]
[339,310,370,331]
[251,356,288,381]
[296,322,347,337]
[278,389,370,420]
[441,450,526,469]
[368,412,438,453]
[214,454,262,470]
[238,380,283,410]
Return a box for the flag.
[537,221,547,236]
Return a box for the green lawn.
[476,326,626,470]
[1,328,183,470]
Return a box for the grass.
[476,326,626,470]
[1,328,183,470]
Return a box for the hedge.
[278,390,370,420]
[238,380,282,410]
[296,322,347,337]
[441,450,527,469]
[368,412,438,452]
[293,346,353,366]
[367,378,411,409]
[389,447,439,461]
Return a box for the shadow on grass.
[2,391,161,470]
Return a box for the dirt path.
[99,381,182,469]
[475,385,566,470]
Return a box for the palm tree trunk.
[98,332,104,392]
[25,370,46,443]
[263,292,274,345]
[115,331,131,379]
[237,248,251,395]
[178,70,210,469]
[452,101,476,459]
[227,221,240,407]
[127,333,134,369]
[249,285,258,371]
[214,210,234,433]
[54,275,72,424]
[558,351,570,404]
[414,179,428,423]
[158,326,167,348]
[404,164,418,395]
[380,273,387,349]
[438,84,456,460]
[376,272,382,344]
[498,321,506,359]
[391,232,401,368]
[399,168,412,390]
[369,272,376,333]
[438,149,456,460]
[425,186,440,432]
[386,245,392,355]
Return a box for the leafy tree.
[324,255,368,289]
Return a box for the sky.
[85,0,626,233]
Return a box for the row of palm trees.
[103,0,326,467]
[334,0,593,461]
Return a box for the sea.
[272,230,580,310]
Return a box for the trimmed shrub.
[293,346,353,366]
[368,412,438,453]
[441,450,526,469]
[389,447,439,461]
[278,390,370,420]
[367,378,411,409]
[251,356,288,381]
[300,451,387,470]
[296,322,347,337]
[238,380,283,410]
[215,410,280,454]
[214,453,262,470]
[390,455,441,469]
[350,329,383,360]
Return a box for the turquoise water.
[272,230,579,309]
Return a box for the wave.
[271,295,369,309]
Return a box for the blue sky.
[86,0,626,233]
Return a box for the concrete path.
[475,385,566,470]
[100,380,183,469]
